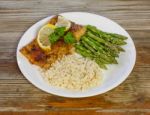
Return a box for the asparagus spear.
[87,25,127,40]
[81,40,96,53]
[75,48,107,69]
[76,43,117,64]
[87,32,124,54]
[82,36,111,56]
[87,25,112,41]
[116,45,125,52]
[95,60,107,69]
[86,31,119,53]
[82,36,99,51]
[86,35,119,57]
[111,38,127,45]
[75,45,109,64]
[74,25,127,69]
[86,25,127,45]
[107,32,128,40]
[75,48,93,58]
[82,36,118,61]
[75,44,92,54]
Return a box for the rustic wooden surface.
[0,0,150,114]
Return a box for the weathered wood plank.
[0,0,150,113]
[0,111,150,115]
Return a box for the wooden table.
[0,0,150,114]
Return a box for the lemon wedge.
[37,24,56,51]
[55,16,71,31]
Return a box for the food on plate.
[20,15,128,91]
[20,39,73,69]
[75,25,127,69]
[37,24,55,51]
[69,22,87,41]
[41,54,102,91]
[55,15,71,31]
[49,26,66,44]
[48,16,58,25]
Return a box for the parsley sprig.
[49,27,76,44]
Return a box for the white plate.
[17,12,136,98]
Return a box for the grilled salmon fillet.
[20,16,86,69]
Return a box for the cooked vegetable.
[75,25,127,69]
[86,31,119,53]
[76,44,117,64]
[87,25,127,44]
[64,32,76,44]
[82,36,115,57]
[75,48,107,69]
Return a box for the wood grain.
[0,0,150,114]
[0,111,149,115]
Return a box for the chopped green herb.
[49,27,66,44]
[55,27,66,36]
[49,32,60,44]
[64,32,76,44]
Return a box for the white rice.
[41,53,102,91]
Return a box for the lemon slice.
[55,16,71,31]
[37,24,56,51]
